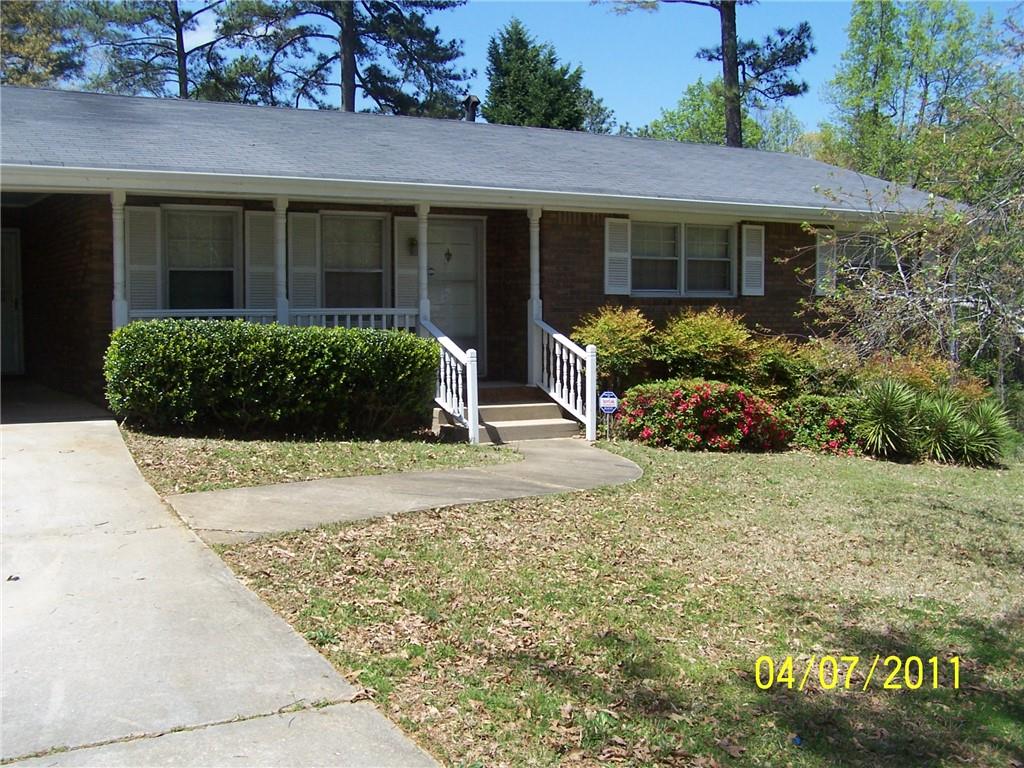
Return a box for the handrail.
[289,307,418,330]
[420,319,480,444]
[533,317,597,441]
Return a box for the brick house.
[0,87,932,441]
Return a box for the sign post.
[598,391,619,441]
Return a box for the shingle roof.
[0,86,934,214]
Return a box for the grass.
[220,444,1024,767]
[122,427,519,495]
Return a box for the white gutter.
[0,163,882,222]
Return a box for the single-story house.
[0,86,932,441]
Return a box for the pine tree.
[0,1,85,87]
[216,0,471,115]
[482,18,613,132]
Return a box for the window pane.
[686,226,730,260]
[632,222,678,260]
[632,258,678,291]
[165,210,236,268]
[686,259,731,292]
[168,271,234,309]
[324,271,383,307]
[322,216,383,270]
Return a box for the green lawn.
[122,427,519,495]
[221,444,1024,767]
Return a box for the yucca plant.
[957,400,1014,466]
[856,378,920,460]
[916,390,968,463]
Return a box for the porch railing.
[420,318,479,445]
[127,308,277,323]
[289,308,418,330]
[534,318,597,441]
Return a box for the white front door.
[395,217,485,374]
[1,229,24,376]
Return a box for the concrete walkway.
[168,438,643,545]
[1,418,436,767]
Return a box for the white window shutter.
[125,207,160,310]
[288,212,320,308]
[815,230,836,295]
[244,211,275,309]
[393,220,418,308]
[604,218,631,295]
[741,224,765,296]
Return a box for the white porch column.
[274,196,289,324]
[111,190,128,328]
[416,202,430,324]
[527,207,543,385]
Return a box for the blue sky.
[434,0,1011,132]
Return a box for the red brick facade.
[2,194,818,400]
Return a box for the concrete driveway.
[1,407,436,766]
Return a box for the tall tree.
[79,0,232,98]
[610,0,814,148]
[216,0,471,115]
[482,18,614,132]
[0,1,85,86]
[821,0,994,185]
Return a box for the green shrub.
[616,379,790,452]
[778,394,859,455]
[855,378,921,461]
[916,390,968,464]
[655,307,757,383]
[791,337,862,397]
[959,399,1014,466]
[750,337,816,401]
[572,305,655,390]
[104,319,439,437]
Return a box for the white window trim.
[626,219,738,298]
[160,204,244,309]
[630,221,682,297]
[318,210,392,307]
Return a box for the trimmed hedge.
[616,379,790,452]
[778,394,859,455]
[105,319,439,436]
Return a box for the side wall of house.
[3,194,113,402]
[539,212,818,343]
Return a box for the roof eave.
[0,163,882,222]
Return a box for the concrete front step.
[477,384,549,405]
[433,394,582,444]
[480,417,580,443]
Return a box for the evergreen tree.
[482,18,614,132]
[216,0,471,115]
[0,1,85,86]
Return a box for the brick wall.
[540,211,818,340]
[7,194,113,402]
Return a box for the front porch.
[0,191,596,442]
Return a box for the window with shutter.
[604,218,631,295]
[245,211,275,309]
[815,230,837,295]
[321,213,387,307]
[631,222,680,292]
[685,224,734,295]
[741,224,765,296]
[125,207,160,310]
[164,208,240,309]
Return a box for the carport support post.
[274,196,289,325]
[111,190,128,329]
[416,203,430,326]
[527,207,542,385]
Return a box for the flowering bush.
[778,394,859,456]
[616,379,790,452]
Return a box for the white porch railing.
[127,308,277,323]
[289,308,419,330]
[420,318,479,444]
[534,318,597,441]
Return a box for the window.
[164,209,239,309]
[321,214,386,306]
[631,222,680,292]
[685,225,733,294]
[816,229,896,295]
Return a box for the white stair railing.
[289,308,418,330]
[420,319,479,444]
[534,318,597,441]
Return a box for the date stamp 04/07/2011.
[754,655,961,692]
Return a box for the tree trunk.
[169,0,189,98]
[718,0,742,148]
[339,2,357,112]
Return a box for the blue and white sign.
[599,391,619,415]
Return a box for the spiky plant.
[957,400,1014,466]
[916,390,968,463]
[856,378,920,460]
